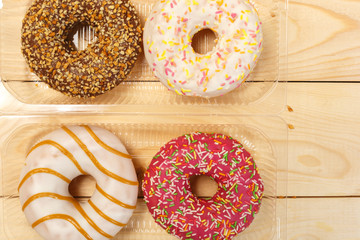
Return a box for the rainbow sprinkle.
[143,0,263,98]
[143,132,264,240]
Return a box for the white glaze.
[18,125,138,240]
[144,0,263,98]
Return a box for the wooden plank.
[0,198,172,240]
[0,197,4,239]
[0,197,280,239]
[3,197,360,239]
[287,197,360,239]
[288,0,360,81]
[0,80,287,115]
[3,83,360,198]
[283,83,360,196]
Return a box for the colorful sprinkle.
[143,132,264,239]
[143,0,263,98]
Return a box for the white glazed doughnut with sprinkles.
[18,125,138,240]
[143,132,264,240]
[143,0,263,98]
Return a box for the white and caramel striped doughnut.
[18,125,138,240]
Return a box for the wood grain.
[3,198,360,239]
[0,197,281,239]
[3,82,360,198]
[283,83,360,196]
[288,0,360,81]
[287,198,360,239]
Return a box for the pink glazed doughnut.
[142,132,264,240]
[143,0,263,98]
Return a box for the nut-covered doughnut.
[143,0,263,98]
[18,125,138,240]
[21,0,142,98]
[143,132,264,240]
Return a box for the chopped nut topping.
[21,0,143,98]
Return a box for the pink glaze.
[142,132,264,240]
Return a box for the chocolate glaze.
[21,0,142,98]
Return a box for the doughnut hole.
[189,175,218,198]
[191,28,218,55]
[66,22,96,51]
[68,175,96,202]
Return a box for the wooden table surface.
[1,0,360,239]
[282,0,360,238]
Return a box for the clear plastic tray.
[0,0,287,114]
[0,114,287,239]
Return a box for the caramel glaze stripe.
[62,126,138,186]
[96,184,136,210]
[23,192,113,239]
[82,125,132,159]
[88,199,126,227]
[27,139,86,175]
[18,168,71,191]
[32,214,93,240]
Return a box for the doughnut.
[142,132,264,240]
[18,125,138,240]
[143,0,263,98]
[21,0,142,98]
